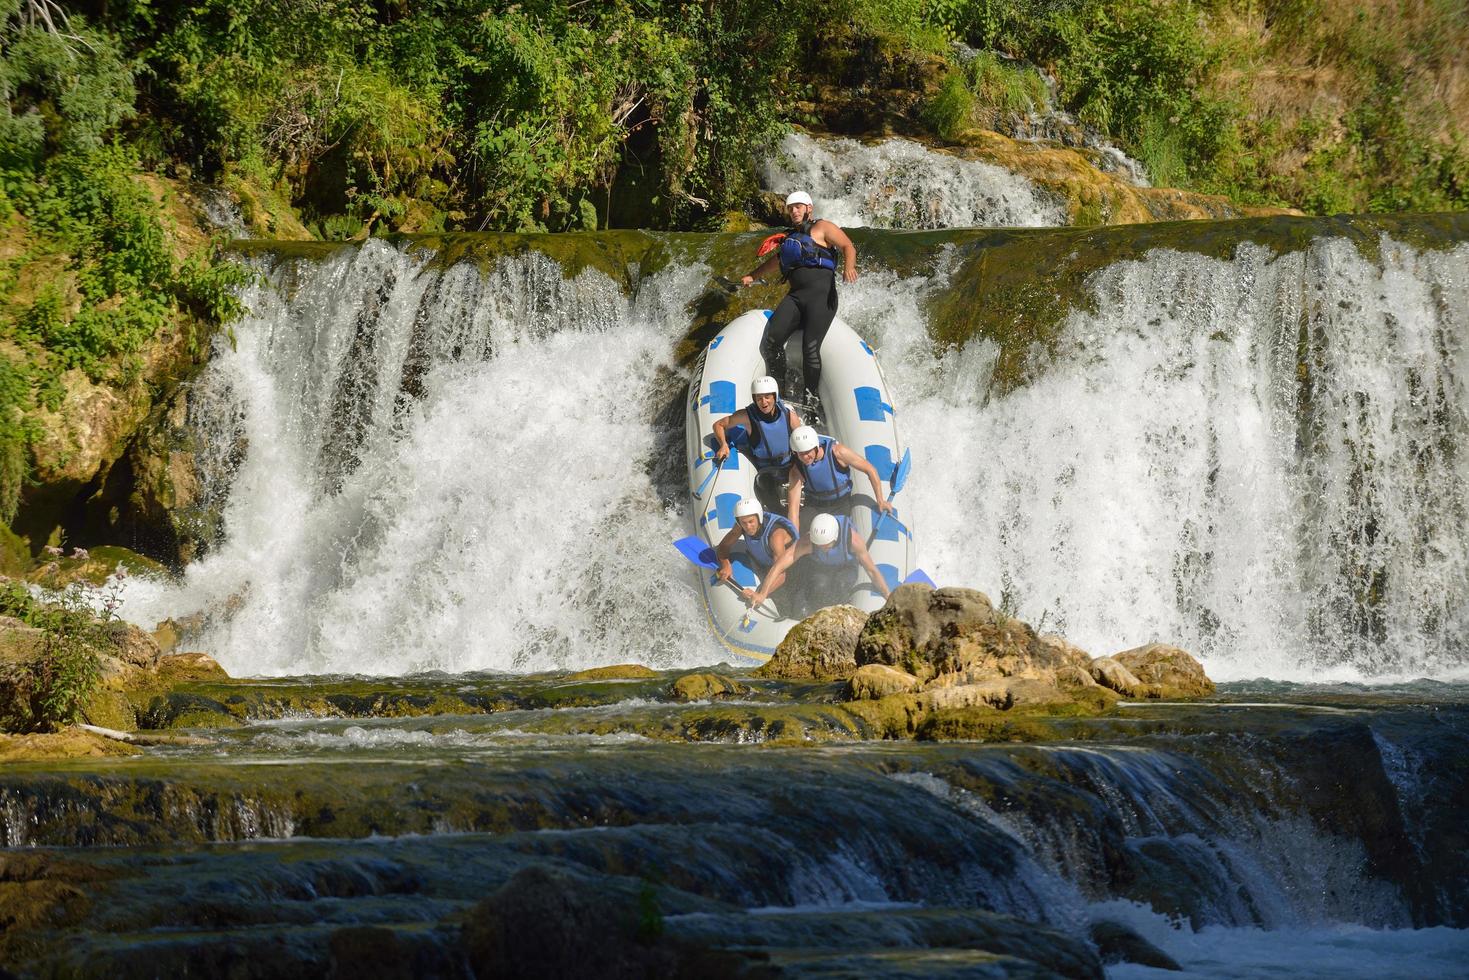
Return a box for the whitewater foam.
[761,132,1066,229]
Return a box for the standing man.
[740,191,858,406]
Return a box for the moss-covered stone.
[669,672,748,703]
[563,664,659,680]
[0,727,141,762]
[1111,643,1214,699]
[755,605,867,680]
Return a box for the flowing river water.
[9,144,1469,976]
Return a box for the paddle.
[713,275,740,294]
[871,447,912,541]
[691,451,718,498]
[672,536,778,618]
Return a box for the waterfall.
[760,132,1066,229]
[120,240,716,675]
[842,236,1469,681]
[119,222,1469,682]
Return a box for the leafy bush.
[0,579,105,733]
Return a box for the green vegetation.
[0,0,1464,544]
[0,578,104,732]
[924,0,1468,211]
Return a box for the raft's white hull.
[685,308,917,662]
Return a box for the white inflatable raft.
[682,308,917,662]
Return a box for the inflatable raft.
[682,308,917,662]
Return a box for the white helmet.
[785,191,813,207]
[809,513,840,547]
[734,498,762,520]
[751,376,779,397]
[790,425,819,454]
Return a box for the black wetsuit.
[760,226,840,398]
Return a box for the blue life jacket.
[798,435,853,502]
[743,513,797,568]
[743,398,794,470]
[777,221,838,276]
[810,515,855,567]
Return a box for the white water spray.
[761,132,1066,229]
[121,241,715,675]
[841,237,1469,681]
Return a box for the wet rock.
[1089,919,1181,971]
[461,866,678,980]
[855,585,994,680]
[1089,656,1151,698]
[846,664,921,701]
[98,620,161,671]
[1111,644,1214,699]
[669,672,748,702]
[0,616,46,666]
[755,604,868,680]
[0,727,141,762]
[566,664,659,680]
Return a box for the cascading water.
[120,240,717,675]
[842,237,1469,681]
[121,228,1469,682]
[760,131,1066,228]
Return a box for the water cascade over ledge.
[117,217,1469,682]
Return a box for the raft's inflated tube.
[685,308,917,662]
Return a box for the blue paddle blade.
[890,447,912,495]
[673,535,719,570]
[902,568,936,587]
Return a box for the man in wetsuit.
[740,191,858,405]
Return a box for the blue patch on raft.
[854,386,894,422]
[709,335,724,350]
[878,564,900,590]
[763,309,773,319]
[864,444,897,482]
[871,508,904,542]
[701,380,737,414]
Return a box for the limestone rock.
[669,672,748,702]
[152,651,229,684]
[854,585,993,679]
[755,604,868,680]
[845,663,920,701]
[1089,656,1152,698]
[99,621,161,670]
[566,664,658,681]
[1112,644,1214,699]
[0,616,46,667]
[0,727,141,762]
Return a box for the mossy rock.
[564,664,659,681]
[81,688,138,732]
[0,728,141,762]
[1111,644,1214,699]
[755,605,867,680]
[845,664,920,701]
[669,673,749,703]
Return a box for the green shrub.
[0,580,105,733]
[924,72,978,141]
